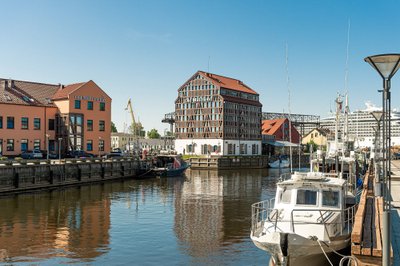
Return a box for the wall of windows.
[21,117,29,129]
[69,114,84,151]
[7,117,14,129]
[21,139,28,151]
[34,118,40,130]
[7,139,14,151]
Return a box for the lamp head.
[364,54,400,79]
[371,111,384,122]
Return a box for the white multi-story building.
[111,132,174,152]
[304,102,400,148]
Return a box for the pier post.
[49,170,54,184]
[101,166,105,179]
[13,171,19,188]
[383,211,390,265]
[77,168,82,181]
[121,165,125,177]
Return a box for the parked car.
[393,152,400,160]
[103,151,125,159]
[40,150,59,159]
[65,150,95,159]
[21,149,43,159]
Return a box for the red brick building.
[262,118,300,143]
[0,78,111,157]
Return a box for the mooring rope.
[316,239,358,266]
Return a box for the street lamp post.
[371,111,383,196]
[365,54,400,266]
[46,134,50,160]
[58,138,62,163]
[98,137,102,158]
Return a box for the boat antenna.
[286,43,293,172]
[343,19,351,151]
[344,19,350,93]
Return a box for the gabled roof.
[304,127,332,137]
[262,118,287,135]
[198,71,258,95]
[52,82,86,100]
[0,78,93,106]
[0,78,60,107]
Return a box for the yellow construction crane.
[125,98,137,138]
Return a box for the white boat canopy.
[265,140,299,147]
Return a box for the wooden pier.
[351,162,392,265]
[0,157,142,195]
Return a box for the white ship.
[304,101,400,148]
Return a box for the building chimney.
[0,80,6,93]
[58,83,64,90]
[7,79,14,89]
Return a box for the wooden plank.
[363,172,369,189]
[373,196,382,257]
[352,189,368,243]
[352,243,362,255]
[361,197,373,255]
[371,197,377,250]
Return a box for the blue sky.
[1,0,400,134]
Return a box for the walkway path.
[390,160,400,264]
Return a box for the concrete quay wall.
[189,155,310,169]
[0,158,141,195]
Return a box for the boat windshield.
[278,187,292,204]
[322,190,340,207]
[296,189,317,205]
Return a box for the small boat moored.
[152,155,190,177]
[250,171,357,265]
[268,155,290,168]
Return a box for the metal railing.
[251,199,356,240]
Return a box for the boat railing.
[288,206,357,239]
[251,202,357,240]
[251,198,275,237]
[279,172,292,182]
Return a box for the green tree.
[306,140,318,153]
[147,128,161,139]
[165,131,173,137]
[128,122,145,137]
[111,121,118,133]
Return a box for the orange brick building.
[0,78,111,157]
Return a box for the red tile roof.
[52,82,86,100]
[198,71,258,95]
[0,79,60,106]
[0,78,88,106]
[262,118,286,135]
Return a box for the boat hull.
[160,165,189,177]
[251,231,350,266]
[268,160,290,168]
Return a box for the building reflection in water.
[0,185,111,262]
[174,169,265,258]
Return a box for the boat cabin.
[274,172,347,211]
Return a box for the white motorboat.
[250,171,356,265]
[268,157,290,169]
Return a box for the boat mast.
[335,94,343,174]
[286,43,293,172]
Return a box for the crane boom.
[126,99,137,137]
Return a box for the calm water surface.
[0,168,291,265]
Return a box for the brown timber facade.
[174,71,262,156]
